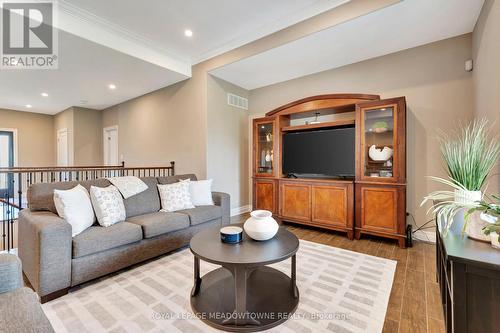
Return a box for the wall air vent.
[227,93,248,110]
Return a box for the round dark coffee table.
[189,223,299,332]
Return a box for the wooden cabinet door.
[280,182,311,221]
[312,184,353,227]
[355,97,406,183]
[253,117,278,177]
[253,179,277,213]
[356,184,405,234]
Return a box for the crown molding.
[56,0,191,77]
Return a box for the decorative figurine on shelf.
[260,150,266,167]
[310,112,321,124]
[369,145,393,161]
[265,150,272,162]
[372,121,389,133]
[266,133,273,142]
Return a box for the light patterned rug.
[42,240,396,333]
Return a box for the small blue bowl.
[220,226,243,244]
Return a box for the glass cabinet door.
[255,120,275,176]
[362,106,396,180]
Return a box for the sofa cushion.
[127,212,190,238]
[29,179,111,214]
[123,177,161,218]
[177,205,222,226]
[72,222,142,258]
[157,174,197,184]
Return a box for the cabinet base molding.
[281,218,354,240]
[354,228,406,248]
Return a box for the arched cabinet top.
[265,93,380,117]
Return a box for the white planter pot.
[244,210,279,241]
[454,189,482,205]
[490,231,500,250]
[464,211,491,242]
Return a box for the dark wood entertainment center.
[252,94,407,247]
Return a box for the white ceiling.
[61,0,349,64]
[0,30,188,114]
[211,0,485,90]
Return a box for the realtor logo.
[1,0,58,69]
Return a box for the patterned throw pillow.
[157,180,195,212]
[90,185,126,227]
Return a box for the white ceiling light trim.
[57,0,191,77]
[194,0,351,64]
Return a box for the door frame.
[0,128,18,198]
[0,128,18,167]
[56,128,69,167]
[103,125,119,166]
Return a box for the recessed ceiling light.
[184,29,193,37]
[41,92,48,97]
[108,84,116,90]
[80,100,88,105]
[26,104,32,108]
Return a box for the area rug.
[42,240,396,333]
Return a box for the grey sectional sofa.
[0,253,54,332]
[18,174,230,302]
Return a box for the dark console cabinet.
[436,228,500,333]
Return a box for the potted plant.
[466,195,500,248]
[421,119,499,237]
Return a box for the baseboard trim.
[231,205,251,217]
[412,230,436,244]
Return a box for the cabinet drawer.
[280,183,311,221]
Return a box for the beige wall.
[73,107,103,166]
[249,34,474,226]
[101,75,207,175]
[207,75,249,209]
[54,107,103,166]
[472,0,500,194]
[0,108,55,166]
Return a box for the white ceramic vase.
[368,145,393,161]
[244,210,279,241]
[454,189,482,205]
[454,189,488,241]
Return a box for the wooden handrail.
[0,161,175,174]
[0,198,21,210]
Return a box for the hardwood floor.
[232,214,445,333]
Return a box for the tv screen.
[282,127,355,177]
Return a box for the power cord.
[407,212,436,243]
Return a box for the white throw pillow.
[53,185,95,237]
[90,185,126,227]
[107,176,148,199]
[157,181,195,212]
[185,179,214,206]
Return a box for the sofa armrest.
[0,254,23,294]
[212,192,230,225]
[18,209,72,297]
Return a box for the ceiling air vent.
[227,93,248,110]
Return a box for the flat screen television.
[282,127,355,178]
